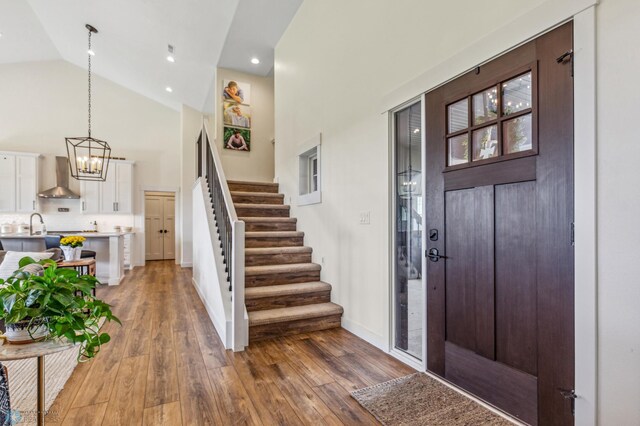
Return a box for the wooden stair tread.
[241,217,297,223]
[235,203,289,210]
[231,191,283,198]
[245,282,331,299]
[245,246,312,255]
[246,231,304,238]
[249,302,343,326]
[228,180,278,187]
[245,263,321,275]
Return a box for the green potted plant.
[0,257,120,361]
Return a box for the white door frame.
[386,2,598,424]
[388,96,427,372]
[138,186,180,267]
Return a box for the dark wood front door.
[425,22,574,425]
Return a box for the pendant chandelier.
[66,24,111,181]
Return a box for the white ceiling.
[0,1,60,63]
[0,0,302,111]
[218,0,303,76]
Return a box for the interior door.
[145,196,164,260]
[162,196,175,260]
[425,23,574,425]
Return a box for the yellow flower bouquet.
[60,236,86,248]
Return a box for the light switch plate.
[359,211,371,225]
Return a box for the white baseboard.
[341,317,388,352]
[181,262,193,268]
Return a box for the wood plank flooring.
[46,260,416,425]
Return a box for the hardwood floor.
[46,261,416,425]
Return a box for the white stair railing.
[199,121,247,351]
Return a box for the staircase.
[228,180,343,342]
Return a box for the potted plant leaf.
[0,256,120,361]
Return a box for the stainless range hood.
[38,156,81,199]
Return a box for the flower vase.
[72,247,82,260]
[62,246,82,261]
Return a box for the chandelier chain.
[88,28,92,137]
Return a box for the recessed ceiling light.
[165,86,173,93]
[166,55,175,63]
[87,49,95,56]
[251,57,260,65]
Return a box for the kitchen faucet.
[30,213,45,236]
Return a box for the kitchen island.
[0,232,133,285]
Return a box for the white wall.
[275,0,640,422]
[180,104,203,267]
[0,60,181,266]
[192,179,231,346]
[595,0,640,423]
[216,67,274,182]
[275,0,551,356]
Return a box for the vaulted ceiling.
[0,0,302,111]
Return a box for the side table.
[57,259,97,297]
[0,339,76,425]
[57,258,96,277]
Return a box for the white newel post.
[231,220,247,351]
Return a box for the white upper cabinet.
[0,155,17,212]
[80,180,101,214]
[100,163,118,213]
[81,160,134,214]
[16,156,38,212]
[114,163,133,213]
[0,152,39,213]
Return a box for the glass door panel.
[394,102,423,360]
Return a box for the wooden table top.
[57,258,96,267]
[0,338,76,361]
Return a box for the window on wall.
[298,134,322,206]
[308,153,318,193]
[446,68,536,168]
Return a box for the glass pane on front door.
[394,102,423,360]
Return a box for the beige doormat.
[4,347,78,425]
[351,373,515,426]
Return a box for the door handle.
[426,248,446,262]
[558,389,577,415]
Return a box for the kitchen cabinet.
[81,160,134,214]
[123,233,133,269]
[80,180,101,214]
[0,152,39,213]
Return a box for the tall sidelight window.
[394,102,422,360]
